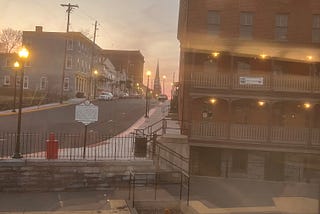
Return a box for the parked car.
[119,92,129,99]
[98,92,113,101]
[158,94,168,102]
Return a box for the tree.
[0,28,22,53]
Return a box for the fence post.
[152,133,157,160]
[162,119,167,135]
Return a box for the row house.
[96,57,127,96]
[178,0,320,182]
[101,50,145,94]
[0,26,145,100]
[21,26,102,98]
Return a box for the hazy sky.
[0,0,180,91]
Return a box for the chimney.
[35,26,43,32]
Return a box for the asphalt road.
[0,98,147,135]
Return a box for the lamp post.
[93,70,98,99]
[12,61,20,112]
[162,75,166,95]
[13,47,29,159]
[145,70,151,118]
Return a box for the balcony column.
[227,98,233,140]
[307,104,314,146]
[309,63,315,93]
[267,101,274,143]
[271,58,275,91]
[229,54,234,90]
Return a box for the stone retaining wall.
[0,160,154,192]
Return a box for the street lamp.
[162,75,166,94]
[145,70,151,118]
[93,70,98,99]
[12,61,20,112]
[13,46,29,159]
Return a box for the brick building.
[21,26,102,98]
[178,0,320,182]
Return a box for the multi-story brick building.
[178,0,320,182]
[21,26,102,98]
[0,26,145,100]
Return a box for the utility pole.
[59,3,79,104]
[88,21,98,99]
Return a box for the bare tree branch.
[0,28,22,53]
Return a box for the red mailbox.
[46,133,58,159]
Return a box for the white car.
[98,92,113,101]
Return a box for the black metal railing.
[0,132,151,160]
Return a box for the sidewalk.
[0,98,86,116]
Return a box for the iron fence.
[0,131,154,160]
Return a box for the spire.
[153,59,162,96]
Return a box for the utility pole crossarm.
[60,3,79,32]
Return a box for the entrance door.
[264,152,285,181]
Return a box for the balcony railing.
[190,121,320,147]
[191,72,320,93]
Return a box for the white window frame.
[207,10,220,36]
[66,56,72,69]
[275,14,288,41]
[63,77,70,91]
[4,75,10,86]
[40,77,47,90]
[312,15,320,43]
[23,76,29,89]
[240,12,253,39]
[67,39,73,50]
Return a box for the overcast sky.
[0,0,180,91]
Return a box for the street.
[0,98,148,135]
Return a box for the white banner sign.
[239,77,264,85]
[75,101,99,125]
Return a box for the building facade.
[178,0,320,182]
[21,26,102,99]
[0,27,145,101]
[101,50,145,94]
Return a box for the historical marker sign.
[75,100,99,125]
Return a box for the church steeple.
[153,59,162,96]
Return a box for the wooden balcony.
[190,121,320,148]
[191,72,320,93]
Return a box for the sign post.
[75,100,98,159]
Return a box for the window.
[40,77,47,90]
[232,150,248,173]
[312,15,320,43]
[23,76,29,89]
[67,39,73,50]
[237,61,251,73]
[275,14,288,41]
[5,58,11,67]
[4,75,10,86]
[66,56,72,69]
[240,12,253,39]
[63,77,70,91]
[207,10,220,36]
